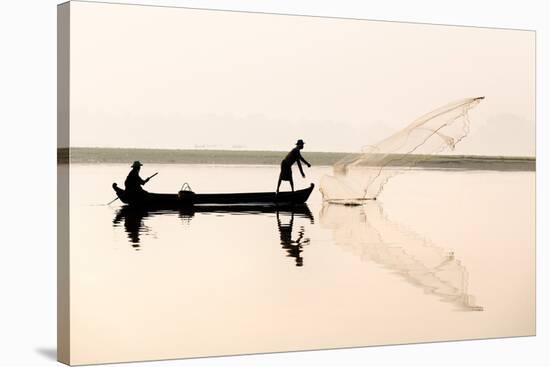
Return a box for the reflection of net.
[320,97,484,203]
[320,203,483,311]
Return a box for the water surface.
[69,164,535,365]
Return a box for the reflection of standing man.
[277,139,311,193]
[277,211,309,267]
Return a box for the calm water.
[69,164,535,365]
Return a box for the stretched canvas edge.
[57,1,71,365]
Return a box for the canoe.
[112,182,315,208]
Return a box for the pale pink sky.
[69,1,535,156]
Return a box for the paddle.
[106,172,159,205]
[106,197,120,206]
[146,172,159,181]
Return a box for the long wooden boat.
[112,182,315,208]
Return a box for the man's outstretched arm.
[297,160,305,177]
[299,154,311,167]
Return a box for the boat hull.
[112,183,315,208]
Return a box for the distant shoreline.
[58,147,536,171]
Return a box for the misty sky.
[69,1,535,156]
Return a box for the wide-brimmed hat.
[131,161,143,168]
[296,139,305,146]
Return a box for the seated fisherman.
[277,139,311,193]
[125,161,150,194]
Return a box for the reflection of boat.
[113,204,314,251]
[320,202,483,311]
[112,183,315,208]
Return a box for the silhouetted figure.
[277,210,311,267]
[277,139,311,193]
[125,161,150,195]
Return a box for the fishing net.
[320,202,483,311]
[320,97,484,203]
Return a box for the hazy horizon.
[69,1,535,156]
[65,145,536,158]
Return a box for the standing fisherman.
[277,139,311,193]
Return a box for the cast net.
[320,97,484,203]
